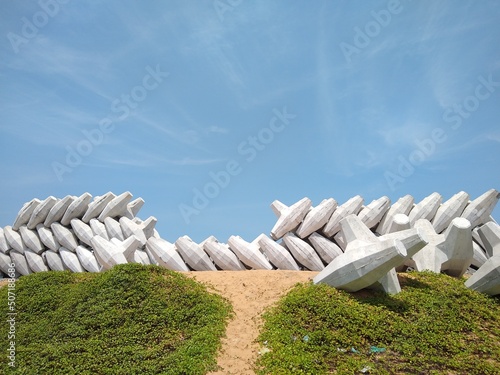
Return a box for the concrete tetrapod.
[24,250,49,273]
[125,198,145,219]
[334,214,428,293]
[75,245,101,273]
[461,189,500,229]
[119,217,147,246]
[134,249,151,265]
[432,191,469,234]
[270,201,287,216]
[145,237,189,271]
[472,242,489,269]
[61,192,92,226]
[141,217,157,239]
[70,219,94,247]
[477,222,500,258]
[203,237,246,271]
[0,253,21,277]
[104,217,125,241]
[228,235,273,270]
[0,253,13,275]
[257,234,300,270]
[282,233,324,271]
[4,226,28,254]
[357,196,391,229]
[472,228,487,253]
[334,215,400,294]
[295,198,337,238]
[82,192,116,223]
[9,251,32,276]
[60,247,85,273]
[323,195,364,237]
[19,225,44,254]
[90,236,129,271]
[409,218,473,277]
[464,255,500,296]
[376,195,414,235]
[12,198,41,230]
[98,191,133,221]
[109,237,142,264]
[308,232,343,264]
[36,224,60,252]
[27,196,58,229]
[0,228,11,254]
[408,219,446,273]
[270,197,312,240]
[51,223,79,251]
[144,246,159,266]
[89,219,109,240]
[199,235,217,249]
[385,214,411,272]
[408,192,442,225]
[385,213,411,235]
[42,251,66,271]
[381,227,429,260]
[440,217,474,277]
[313,238,407,292]
[175,236,216,271]
[44,195,75,227]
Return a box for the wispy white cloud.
[378,121,435,147]
[5,36,115,101]
[132,113,198,146]
[84,154,224,169]
[207,126,228,134]
[181,6,247,91]
[355,150,387,169]
[485,131,500,143]
[0,164,55,187]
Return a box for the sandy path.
[184,270,318,375]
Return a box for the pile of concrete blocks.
[0,192,159,277]
[267,189,499,295]
[465,221,500,295]
[0,189,499,296]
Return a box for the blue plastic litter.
[369,346,386,353]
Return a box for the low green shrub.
[257,272,500,374]
[0,264,232,374]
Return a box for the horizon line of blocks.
[0,189,499,296]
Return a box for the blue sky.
[1,0,499,243]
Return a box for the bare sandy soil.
[184,270,319,375]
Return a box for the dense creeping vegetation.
[0,264,232,375]
[257,272,500,375]
[2,267,499,374]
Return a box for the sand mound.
[184,270,318,375]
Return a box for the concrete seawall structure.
[1,189,499,296]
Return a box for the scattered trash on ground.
[369,346,386,353]
[258,347,271,355]
[336,345,387,355]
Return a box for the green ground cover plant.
[0,264,232,375]
[257,272,500,375]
